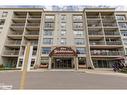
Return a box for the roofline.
[0,8,44,11]
[83,8,115,12]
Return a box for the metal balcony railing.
[90,41,105,45]
[27,23,40,26]
[11,23,25,26]
[6,41,21,45]
[105,32,120,35]
[87,16,100,19]
[9,32,23,35]
[106,41,122,45]
[91,51,123,56]
[24,41,38,45]
[25,32,39,35]
[88,32,103,35]
[3,50,19,55]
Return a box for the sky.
[0,0,126,6]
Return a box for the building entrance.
[52,58,74,69]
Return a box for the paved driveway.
[0,71,127,89]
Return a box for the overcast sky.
[0,0,127,6]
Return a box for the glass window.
[118,23,127,29]
[121,31,127,36]
[44,22,54,29]
[74,31,84,36]
[45,15,54,21]
[60,38,66,45]
[44,30,53,36]
[73,15,82,21]
[42,47,51,54]
[61,30,66,36]
[43,38,53,45]
[73,23,83,29]
[2,12,8,17]
[61,23,66,29]
[76,47,86,54]
[116,15,125,20]
[0,19,5,25]
[61,15,66,21]
[75,38,85,45]
[123,39,127,45]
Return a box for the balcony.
[105,32,120,36]
[8,31,23,36]
[90,41,105,45]
[25,31,39,35]
[103,23,117,28]
[10,23,25,30]
[88,32,103,35]
[106,41,122,45]
[23,41,38,46]
[3,50,19,57]
[5,40,21,46]
[91,50,123,56]
[87,16,100,20]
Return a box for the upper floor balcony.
[86,16,100,20]
[103,23,117,28]
[91,50,124,56]
[89,41,105,45]
[104,31,120,36]
[5,40,21,46]
[106,41,122,45]
[2,50,19,57]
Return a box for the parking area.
[0,71,127,89]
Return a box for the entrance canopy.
[49,46,77,57]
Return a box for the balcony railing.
[105,32,120,35]
[9,32,23,35]
[11,23,25,26]
[103,23,117,27]
[25,32,39,35]
[87,16,100,19]
[24,41,38,45]
[6,41,21,45]
[106,41,122,45]
[88,32,103,35]
[27,23,40,26]
[90,41,105,45]
[91,51,123,56]
[3,50,19,55]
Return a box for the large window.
[116,15,126,21]
[43,38,53,45]
[73,15,82,21]
[118,23,127,29]
[43,30,53,36]
[76,47,86,54]
[61,15,66,21]
[74,31,84,36]
[61,23,66,29]
[121,31,127,36]
[45,15,54,21]
[44,22,54,29]
[61,30,66,36]
[42,47,51,54]
[75,38,85,45]
[73,23,83,29]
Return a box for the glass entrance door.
[52,58,73,69]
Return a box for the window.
[0,19,5,25]
[61,30,66,36]
[73,15,82,21]
[76,47,86,54]
[61,15,66,21]
[73,23,83,29]
[74,31,84,36]
[43,38,53,45]
[2,12,8,17]
[75,38,85,45]
[30,59,35,67]
[123,39,127,45]
[118,23,127,29]
[43,30,53,36]
[121,31,127,36]
[116,15,125,20]
[45,15,54,21]
[42,47,51,54]
[61,23,66,29]
[60,38,66,45]
[44,22,54,29]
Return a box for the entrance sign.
[49,46,77,57]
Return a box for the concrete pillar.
[74,57,78,70]
[48,57,52,70]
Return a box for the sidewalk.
[85,68,127,77]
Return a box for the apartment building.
[0,7,127,70]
